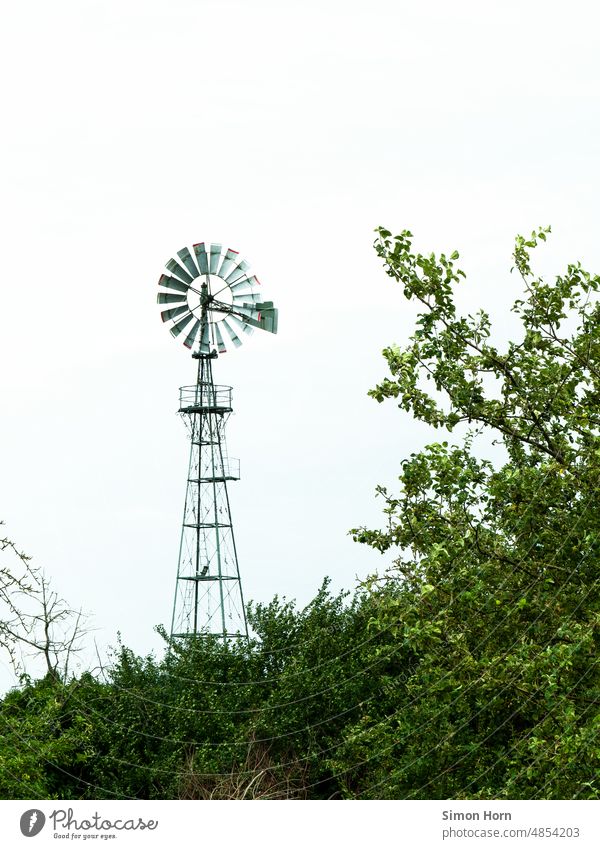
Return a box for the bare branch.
[0,525,90,681]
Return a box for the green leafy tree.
[0,582,391,799]
[0,675,95,798]
[335,227,600,798]
[82,583,388,800]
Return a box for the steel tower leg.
[170,353,248,640]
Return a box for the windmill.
[157,242,278,639]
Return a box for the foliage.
[0,675,95,798]
[1,226,599,799]
[338,226,600,798]
[0,583,391,799]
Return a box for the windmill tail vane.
[157,242,278,641]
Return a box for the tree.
[0,524,87,681]
[76,581,385,800]
[0,528,92,799]
[337,227,600,799]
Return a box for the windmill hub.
[185,276,234,317]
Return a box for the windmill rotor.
[157,242,278,354]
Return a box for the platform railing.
[179,384,233,411]
[197,457,240,481]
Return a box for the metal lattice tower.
[156,242,278,640]
[172,353,245,638]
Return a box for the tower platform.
[178,384,233,414]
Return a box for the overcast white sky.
[1,0,599,685]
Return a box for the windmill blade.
[218,248,239,281]
[225,259,250,284]
[230,274,260,294]
[162,305,190,323]
[177,247,200,280]
[232,304,260,321]
[170,312,195,337]
[235,304,261,318]
[200,321,211,354]
[182,319,201,349]
[193,242,210,275]
[230,280,256,296]
[157,292,187,304]
[228,314,254,336]
[233,291,261,305]
[159,274,189,293]
[209,243,222,274]
[214,323,227,354]
[222,318,243,348]
[166,258,194,285]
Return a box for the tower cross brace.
[170,351,248,640]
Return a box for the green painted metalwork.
[157,242,277,641]
[170,351,248,639]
